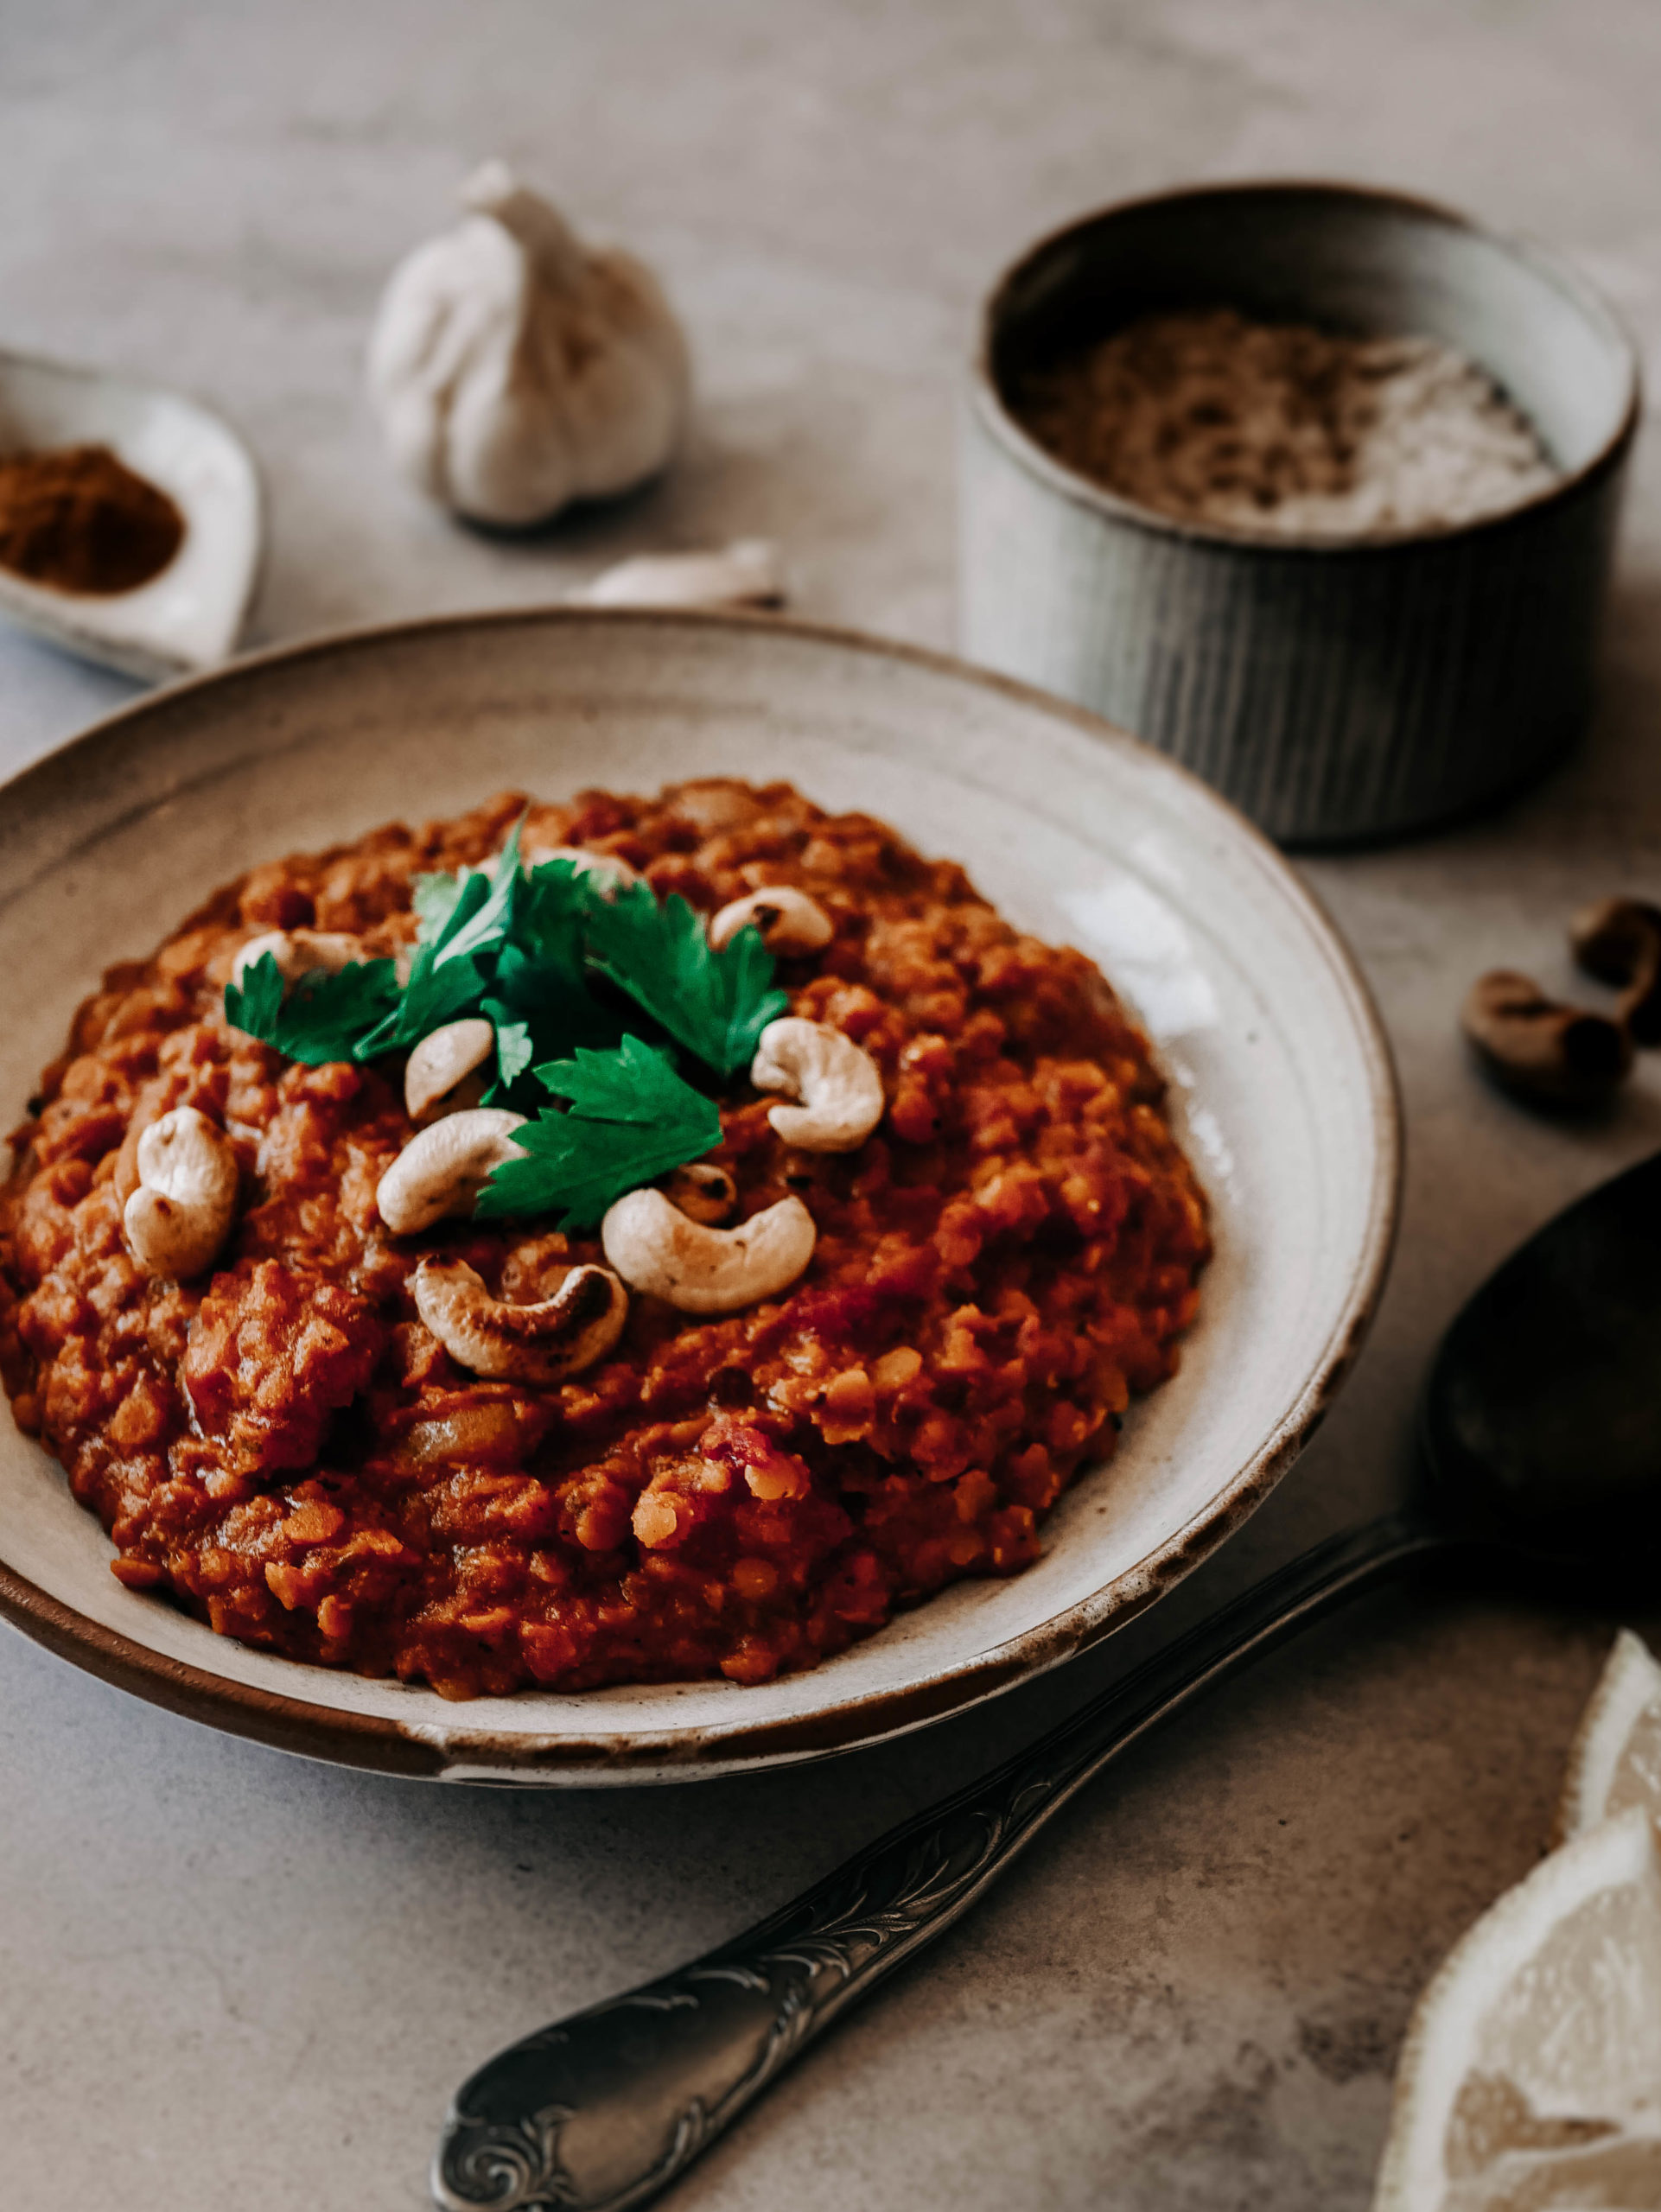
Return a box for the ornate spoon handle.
[433,1511,1439,2212]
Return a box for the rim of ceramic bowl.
[971,175,1643,556]
[0,607,1403,1782]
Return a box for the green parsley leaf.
[225,950,401,1066]
[493,1019,535,1089]
[423,868,488,954]
[408,820,529,960]
[536,1032,713,1122]
[486,857,620,1049]
[520,852,603,931]
[379,838,628,1076]
[410,870,464,944]
[476,1035,721,1230]
[222,947,284,1038]
[434,818,523,969]
[710,918,792,1068]
[583,885,789,1078]
[352,946,488,1058]
[352,826,531,1058]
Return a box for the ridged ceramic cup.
[960,182,1640,847]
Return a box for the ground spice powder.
[0,442,185,594]
[1014,308,1556,538]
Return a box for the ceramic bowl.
[960,181,1640,846]
[0,349,263,683]
[0,611,1399,1783]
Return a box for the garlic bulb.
[575,540,786,610]
[366,161,690,527]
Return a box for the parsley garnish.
[475,1036,722,1230]
[223,823,794,1219]
[491,1019,536,1091]
[410,870,465,941]
[430,819,524,968]
[353,824,528,1059]
[478,857,622,1082]
[224,951,401,1066]
[355,948,492,1058]
[584,882,788,1077]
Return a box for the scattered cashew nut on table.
[123,1105,240,1278]
[601,1187,817,1314]
[749,1016,885,1151]
[405,1017,496,1121]
[1570,895,1661,1046]
[1460,970,1633,1110]
[708,886,832,956]
[413,1256,628,1382]
[377,1108,528,1235]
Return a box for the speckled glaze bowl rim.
[0,607,1402,1783]
[971,176,1643,557]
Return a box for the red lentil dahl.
[0,779,1209,1700]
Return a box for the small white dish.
[0,349,263,683]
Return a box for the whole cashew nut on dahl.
[601,1187,817,1314]
[377,1109,528,1235]
[413,1256,627,1383]
[750,1016,885,1152]
[123,1106,239,1279]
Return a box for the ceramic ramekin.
[959,181,1640,847]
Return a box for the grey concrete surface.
[3,4,1661,2206]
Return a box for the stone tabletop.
[4,5,1661,2205]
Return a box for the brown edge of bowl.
[0,605,1404,1783]
[970,175,1644,557]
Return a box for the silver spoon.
[433,1151,1661,2212]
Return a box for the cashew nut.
[231,928,366,991]
[123,1105,239,1278]
[665,779,763,834]
[405,1017,496,1121]
[377,1108,527,1235]
[521,844,642,894]
[1461,970,1632,1109]
[660,1161,736,1224]
[413,1256,627,1382]
[709,886,833,957]
[1570,896,1661,1047]
[601,1188,816,1314]
[750,1017,884,1152]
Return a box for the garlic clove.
[461,159,588,292]
[576,540,786,612]
[366,163,690,529]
